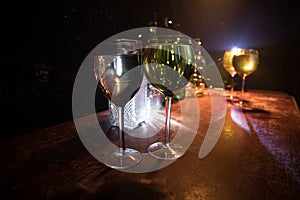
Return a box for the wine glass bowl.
[94,39,143,169]
[143,35,195,160]
[223,50,237,77]
[232,49,259,77]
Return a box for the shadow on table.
[91,181,167,200]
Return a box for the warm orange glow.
[244,64,255,71]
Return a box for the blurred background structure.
[1,0,299,139]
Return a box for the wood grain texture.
[0,90,299,199]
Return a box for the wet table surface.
[1,90,300,200]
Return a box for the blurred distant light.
[164,17,173,27]
[194,38,202,45]
[231,47,241,55]
[149,27,156,33]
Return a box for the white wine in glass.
[143,35,195,160]
[223,49,238,101]
[232,48,259,108]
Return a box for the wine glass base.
[226,96,240,104]
[148,142,185,160]
[103,148,142,169]
[232,101,254,111]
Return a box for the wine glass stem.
[240,75,246,106]
[164,96,172,146]
[230,75,235,100]
[117,106,126,153]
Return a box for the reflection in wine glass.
[191,38,206,97]
[94,39,143,169]
[223,49,238,102]
[232,48,259,109]
[143,35,195,160]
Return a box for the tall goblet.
[223,49,238,102]
[94,39,143,169]
[232,48,259,108]
[143,35,195,160]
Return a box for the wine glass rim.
[225,48,259,55]
[147,35,193,45]
[227,48,258,51]
[99,38,143,55]
[94,54,115,58]
[106,38,142,45]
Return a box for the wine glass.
[94,39,143,169]
[143,35,195,160]
[232,48,259,109]
[223,49,238,102]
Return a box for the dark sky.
[2,0,299,62]
[179,0,299,50]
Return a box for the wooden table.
[1,90,299,200]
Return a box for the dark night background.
[0,0,299,139]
